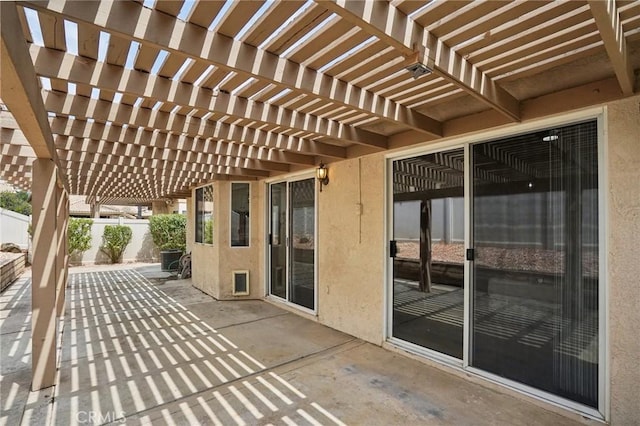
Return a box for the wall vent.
[232,270,249,295]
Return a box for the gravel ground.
[397,241,598,276]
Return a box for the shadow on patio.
[1,265,587,425]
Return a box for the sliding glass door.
[471,121,599,408]
[391,149,466,359]
[389,120,601,411]
[268,178,316,311]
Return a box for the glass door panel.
[289,178,315,310]
[471,121,599,407]
[392,149,465,359]
[269,182,287,299]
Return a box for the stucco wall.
[186,96,640,421]
[185,196,193,254]
[190,182,264,300]
[317,155,386,344]
[215,181,264,300]
[606,95,640,424]
[191,184,220,298]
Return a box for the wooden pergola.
[2,0,638,201]
[0,0,639,392]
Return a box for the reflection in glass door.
[268,178,316,311]
[391,149,465,359]
[269,182,286,299]
[471,121,599,408]
[289,179,315,309]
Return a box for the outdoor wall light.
[405,62,432,79]
[316,163,329,192]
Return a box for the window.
[231,183,250,247]
[195,185,213,244]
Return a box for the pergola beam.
[316,0,521,121]
[0,3,56,159]
[22,0,442,137]
[48,117,315,167]
[55,139,291,173]
[30,45,358,154]
[588,0,635,95]
[41,92,342,160]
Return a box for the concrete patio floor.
[0,264,594,425]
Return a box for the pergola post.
[90,202,101,218]
[31,158,59,390]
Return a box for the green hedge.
[148,214,186,251]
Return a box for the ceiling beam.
[316,0,521,121]
[23,0,442,137]
[31,46,358,154]
[588,0,635,95]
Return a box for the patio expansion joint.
[214,311,292,331]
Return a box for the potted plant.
[148,214,186,271]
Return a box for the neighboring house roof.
[68,195,151,218]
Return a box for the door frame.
[265,172,318,315]
[383,107,608,421]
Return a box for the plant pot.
[160,249,182,271]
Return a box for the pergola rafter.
[40,92,345,160]
[0,0,637,201]
[55,138,291,173]
[30,46,380,151]
[315,0,521,121]
[588,0,635,95]
[48,118,315,166]
[21,0,443,137]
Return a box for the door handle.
[390,240,397,258]
[466,248,475,261]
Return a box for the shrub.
[148,214,186,251]
[68,218,93,256]
[100,225,132,264]
[0,191,31,216]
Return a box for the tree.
[68,218,93,256]
[0,191,31,216]
[100,225,132,264]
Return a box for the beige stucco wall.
[215,181,264,300]
[605,95,640,424]
[187,96,640,422]
[191,184,220,298]
[317,155,386,344]
[190,181,264,300]
[185,196,193,254]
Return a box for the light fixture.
[405,62,432,79]
[316,163,329,192]
[542,130,559,142]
